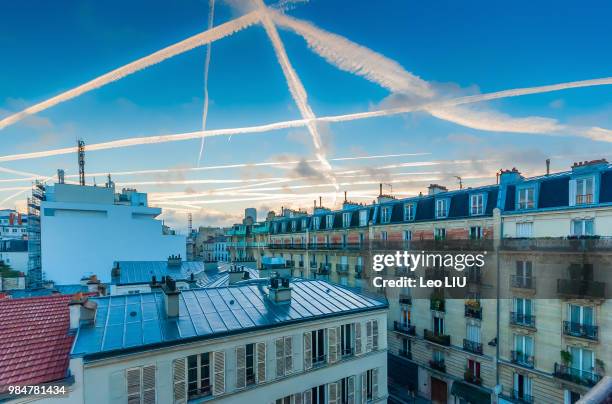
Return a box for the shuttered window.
[339,376,355,404]
[236,346,246,389]
[366,320,379,352]
[328,327,338,363]
[172,359,186,403]
[256,342,266,383]
[328,382,338,404]
[126,365,156,404]
[275,336,293,377]
[213,351,225,395]
[303,332,312,370]
[354,322,362,355]
[127,368,141,404]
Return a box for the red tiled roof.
[0,295,74,391]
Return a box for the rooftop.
[0,295,74,391]
[7,284,89,298]
[112,260,208,285]
[72,280,387,359]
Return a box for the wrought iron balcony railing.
[510,312,536,328]
[399,295,412,305]
[424,329,451,346]
[562,321,598,340]
[429,359,446,372]
[464,304,482,319]
[511,275,535,290]
[554,363,602,387]
[557,279,605,299]
[576,193,593,205]
[463,339,483,355]
[511,351,534,368]
[430,298,445,312]
[336,263,349,274]
[464,370,482,385]
[394,321,416,336]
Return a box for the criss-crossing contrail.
[0,11,261,131]
[196,0,216,166]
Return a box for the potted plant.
[560,350,572,366]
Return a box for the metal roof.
[72,279,387,359]
[198,266,260,288]
[113,261,209,285]
[7,284,89,298]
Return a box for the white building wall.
[0,250,28,273]
[41,201,185,284]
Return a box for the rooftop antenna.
[57,169,65,184]
[454,176,463,189]
[385,183,393,194]
[77,139,86,186]
[188,213,193,235]
[546,158,551,175]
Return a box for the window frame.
[435,199,448,218]
[470,193,484,216]
[403,203,415,221]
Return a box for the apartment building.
[0,209,28,241]
[227,159,612,404]
[68,277,389,403]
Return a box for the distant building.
[0,239,27,274]
[243,207,257,225]
[68,278,388,403]
[0,209,27,240]
[39,182,185,284]
[202,235,229,262]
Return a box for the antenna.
[384,183,393,194]
[77,139,86,186]
[188,213,193,235]
[454,176,463,190]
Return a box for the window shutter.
[142,364,156,404]
[366,321,373,352]
[328,327,338,363]
[354,322,362,355]
[328,382,338,404]
[348,375,356,404]
[303,389,312,404]
[361,372,367,404]
[172,358,186,404]
[569,180,576,206]
[372,368,379,398]
[284,336,293,373]
[303,332,312,370]
[213,351,225,395]
[257,342,266,384]
[236,346,246,389]
[276,338,285,377]
[126,368,141,404]
[294,392,303,404]
[336,327,342,359]
[372,320,379,351]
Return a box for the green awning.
[451,381,491,404]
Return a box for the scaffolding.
[27,181,45,287]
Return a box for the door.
[431,377,447,404]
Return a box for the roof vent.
[268,276,292,304]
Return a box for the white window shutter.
[328,382,338,404]
[284,336,293,373]
[257,342,266,384]
[366,321,373,352]
[303,389,312,404]
[348,375,356,404]
[294,392,303,404]
[236,346,246,389]
[336,326,342,358]
[276,338,285,377]
[328,327,338,363]
[354,322,362,355]
[213,351,225,395]
[172,358,186,404]
[361,372,367,404]
[142,364,156,404]
[372,368,378,399]
[372,320,379,351]
[303,332,312,370]
[126,368,141,404]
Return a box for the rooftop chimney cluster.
[268,275,292,304]
[572,159,608,168]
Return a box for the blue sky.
[1,0,611,230]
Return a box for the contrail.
[0,11,261,131]
[0,77,610,164]
[254,0,338,193]
[115,177,289,187]
[196,0,216,166]
[0,166,43,178]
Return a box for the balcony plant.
[560,350,572,366]
[465,299,480,308]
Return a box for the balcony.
[399,295,412,305]
[554,363,602,387]
[398,349,412,360]
[312,354,327,369]
[464,302,482,320]
[463,339,483,355]
[430,298,445,312]
[464,370,482,386]
[502,390,534,404]
[354,265,364,278]
[557,279,605,299]
[576,193,593,205]
[316,265,330,276]
[511,275,536,290]
[563,321,598,341]
[429,359,446,372]
[424,329,451,346]
[511,351,534,368]
[340,347,354,359]
[510,312,536,328]
[336,263,349,274]
[394,321,416,336]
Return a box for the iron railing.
[562,321,598,340]
[510,312,536,328]
[424,329,450,346]
[554,363,602,387]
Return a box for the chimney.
[319,196,322,207]
[344,191,347,202]
[162,276,180,317]
[57,169,65,184]
[546,159,550,175]
[167,254,182,267]
[427,184,448,195]
[229,265,249,285]
[69,293,97,329]
[268,276,292,304]
[379,183,383,196]
[86,275,101,295]
[498,168,523,184]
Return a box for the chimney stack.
[319,196,322,207]
[162,276,180,317]
[268,276,292,304]
[57,169,65,184]
[229,265,249,285]
[344,191,347,202]
[69,293,97,329]
[546,158,550,175]
[86,275,101,295]
[379,183,383,196]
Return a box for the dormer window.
[470,194,484,216]
[291,221,297,231]
[313,216,320,230]
[381,206,391,223]
[281,222,287,232]
[435,199,448,218]
[404,203,415,221]
[575,177,594,205]
[342,212,351,228]
[326,215,334,229]
[359,210,368,226]
[518,187,535,210]
[301,218,307,229]
[273,223,278,233]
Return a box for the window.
[359,210,368,226]
[403,203,414,221]
[575,177,594,204]
[381,206,391,223]
[435,199,448,218]
[380,231,388,241]
[513,334,534,366]
[433,316,444,335]
[313,216,320,230]
[245,343,255,386]
[518,187,535,209]
[339,324,353,357]
[310,236,317,246]
[341,234,347,247]
[466,324,481,344]
[567,304,595,338]
[339,376,355,404]
[291,221,297,231]
[325,235,330,246]
[359,233,365,245]
[342,212,351,228]
[301,218,307,229]
[326,215,334,229]
[514,297,533,326]
[366,320,379,352]
[311,329,326,365]
[469,226,483,240]
[126,365,156,404]
[516,222,533,237]
[364,369,378,400]
[403,230,412,241]
[275,336,293,377]
[572,219,594,236]
[569,347,596,382]
[513,373,532,402]
[470,194,484,215]
[565,390,581,404]
[281,222,287,232]
[400,306,411,326]
[310,384,326,404]
[187,353,211,399]
[467,359,481,381]
[434,228,446,240]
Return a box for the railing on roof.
[501,237,612,252]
